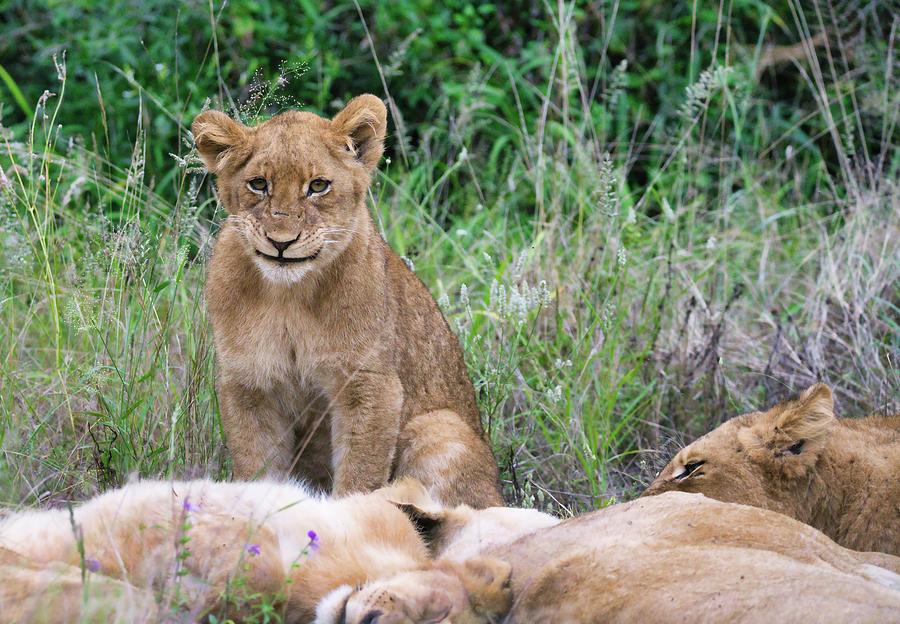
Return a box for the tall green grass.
[1,1,897,518]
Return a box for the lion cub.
[0,479,433,622]
[192,95,501,507]
[322,484,900,624]
[643,383,900,555]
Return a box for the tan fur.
[0,479,430,623]
[327,493,900,624]
[334,558,512,624]
[193,95,501,508]
[643,383,900,555]
[0,547,157,623]
[377,476,559,561]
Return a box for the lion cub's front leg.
[218,381,298,480]
[327,370,404,496]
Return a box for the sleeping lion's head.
[314,557,512,624]
[192,95,387,284]
[642,383,837,516]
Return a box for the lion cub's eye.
[674,460,705,480]
[308,178,330,195]
[247,177,268,193]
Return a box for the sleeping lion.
[4,475,898,623]
[643,383,900,555]
[320,485,900,623]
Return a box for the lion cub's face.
[643,383,836,516]
[192,95,387,284]
[316,558,512,624]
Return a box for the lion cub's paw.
[315,556,512,624]
[457,556,513,618]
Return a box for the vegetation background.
[1,0,897,515]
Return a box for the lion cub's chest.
[217,302,331,390]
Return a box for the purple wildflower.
[246,543,261,556]
[307,530,319,551]
[182,498,200,513]
[85,557,101,573]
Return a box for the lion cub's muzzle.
[255,229,325,265]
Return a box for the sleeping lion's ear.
[376,477,441,511]
[773,383,836,444]
[378,477,447,539]
[191,110,249,173]
[331,94,387,172]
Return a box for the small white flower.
[437,293,450,309]
[169,153,189,168]
[512,253,527,280]
[601,303,614,330]
[705,236,717,250]
[583,438,597,462]
[459,283,469,307]
[617,246,627,267]
[545,384,564,404]
[537,280,551,306]
[53,52,67,81]
[37,89,55,109]
[455,229,468,237]
[175,245,189,271]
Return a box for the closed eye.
[674,460,705,480]
[359,611,381,624]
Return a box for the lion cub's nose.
[267,235,298,253]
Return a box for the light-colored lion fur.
[6,477,900,624]
[325,492,900,624]
[193,95,501,508]
[643,383,900,555]
[0,479,429,623]
[0,547,156,624]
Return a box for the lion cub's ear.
[378,477,449,541]
[771,383,836,454]
[331,94,388,172]
[377,476,441,511]
[191,110,250,173]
